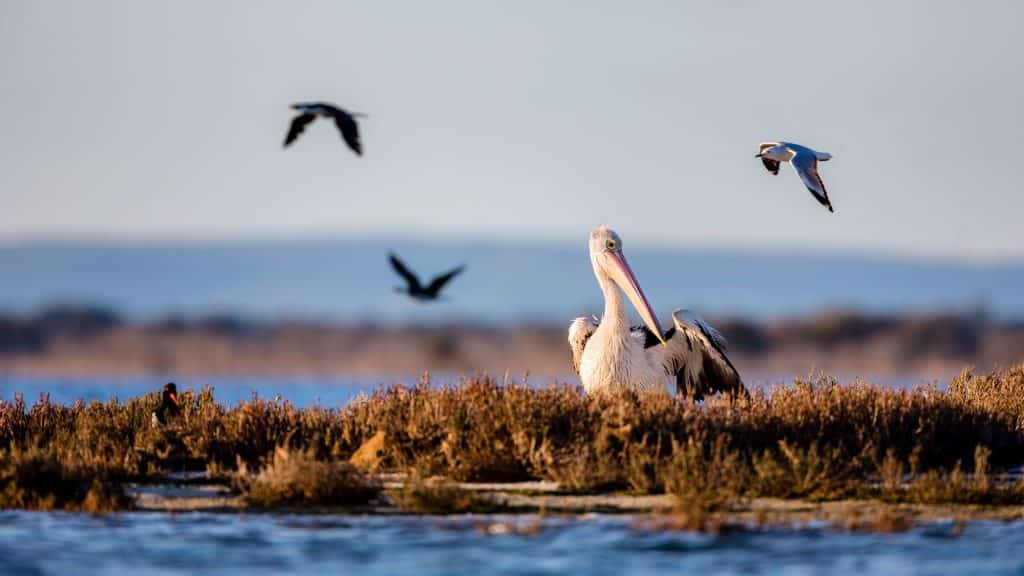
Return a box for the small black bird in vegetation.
[284,102,365,155]
[151,382,181,428]
[389,253,465,302]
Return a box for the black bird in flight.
[284,102,364,155]
[151,382,181,428]
[389,253,465,301]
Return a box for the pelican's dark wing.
[791,151,834,212]
[633,324,677,349]
[388,253,422,292]
[284,113,316,147]
[424,265,465,296]
[659,310,745,399]
[568,317,599,374]
[333,112,362,155]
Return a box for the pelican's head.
[589,226,666,345]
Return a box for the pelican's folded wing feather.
[660,310,745,398]
[632,324,677,349]
[568,317,599,374]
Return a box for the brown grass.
[392,475,502,514]
[0,365,1023,511]
[0,445,130,512]
[883,446,1024,505]
[841,505,915,533]
[233,446,380,508]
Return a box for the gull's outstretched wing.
[388,253,422,292]
[658,310,745,399]
[333,112,363,155]
[791,151,834,212]
[284,113,316,147]
[424,265,465,297]
[568,317,599,374]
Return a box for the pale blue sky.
[2,1,1022,260]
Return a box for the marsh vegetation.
[1,366,1023,515]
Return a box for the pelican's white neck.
[594,257,628,331]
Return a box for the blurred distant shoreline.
[1,305,1021,380]
[3,240,1024,324]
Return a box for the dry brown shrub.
[842,505,915,533]
[0,445,130,511]
[878,445,1024,505]
[392,475,501,514]
[750,441,856,500]
[664,436,746,514]
[878,448,905,494]
[1,366,1024,508]
[234,446,380,508]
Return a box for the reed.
[233,446,380,508]
[0,445,129,512]
[392,475,501,514]
[0,365,1022,511]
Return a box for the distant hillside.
[1,239,1022,322]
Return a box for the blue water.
[0,374,580,408]
[2,240,1022,322]
[0,512,1021,575]
[0,373,944,409]
[0,372,947,410]
[0,374,418,408]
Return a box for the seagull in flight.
[388,253,465,302]
[284,102,365,155]
[756,142,834,212]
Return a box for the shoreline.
[3,309,1021,379]
[129,476,1024,528]
[4,369,1024,527]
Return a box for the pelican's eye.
[605,239,617,252]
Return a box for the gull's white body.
[569,226,744,397]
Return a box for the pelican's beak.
[169,391,178,406]
[607,251,667,346]
[755,153,763,158]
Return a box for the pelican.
[756,141,834,212]
[284,102,365,155]
[568,226,744,398]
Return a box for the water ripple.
[0,512,1022,575]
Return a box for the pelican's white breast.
[578,325,672,393]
